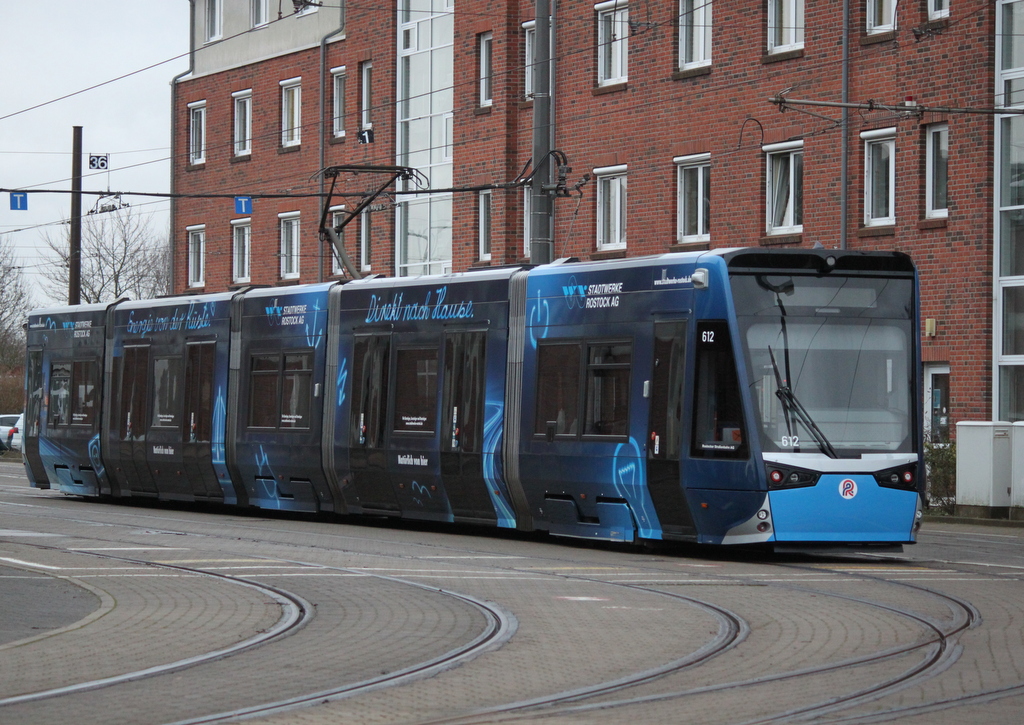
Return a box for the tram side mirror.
[546,421,557,443]
[692,268,709,290]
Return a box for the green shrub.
[924,435,956,515]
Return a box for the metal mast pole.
[530,0,553,265]
[69,126,82,305]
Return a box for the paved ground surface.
[2,458,1024,724]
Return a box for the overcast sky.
[0,2,190,306]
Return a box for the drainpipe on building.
[318,3,347,283]
[840,0,850,250]
[170,0,196,294]
[530,0,553,265]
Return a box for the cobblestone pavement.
[2,462,1024,724]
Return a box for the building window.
[867,0,896,34]
[396,0,453,277]
[360,209,372,272]
[331,67,346,138]
[523,21,536,97]
[361,61,373,130]
[596,165,627,250]
[232,219,251,284]
[926,124,948,219]
[478,190,492,261]
[329,206,346,276]
[675,154,710,243]
[596,1,629,86]
[295,0,318,15]
[768,0,804,53]
[233,90,252,156]
[523,186,532,257]
[279,212,300,279]
[929,0,949,21]
[188,101,206,165]
[206,0,222,42]
[479,32,493,107]
[251,0,269,27]
[280,78,301,147]
[187,225,205,287]
[863,128,896,226]
[679,0,712,69]
[765,141,803,234]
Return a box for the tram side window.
[249,354,279,428]
[442,332,486,453]
[350,335,391,447]
[535,342,581,436]
[247,350,314,430]
[584,342,631,437]
[151,357,182,429]
[281,352,313,428]
[394,348,438,433]
[49,362,72,427]
[71,361,98,426]
[118,346,150,439]
[691,320,748,459]
[27,350,42,437]
[184,343,216,442]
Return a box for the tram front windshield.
[730,273,915,456]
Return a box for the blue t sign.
[10,192,28,211]
[235,196,252,215]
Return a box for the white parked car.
[6,413,23,452]
[0,414,19,451]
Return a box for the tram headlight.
[874,464,918,491]
[766,464,820,489]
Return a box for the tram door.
[116,345,156,495]
[440,331,493,521]
[646,320,696,538]
[347,333,400,513]
[182,341,222,499]
[24,348,48,486]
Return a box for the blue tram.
[23,249,923,548]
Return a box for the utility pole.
[529,0,553,265]
[69,126,82,305]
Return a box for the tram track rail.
[0,489,1019,725]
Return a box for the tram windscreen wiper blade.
[768,346,839,459]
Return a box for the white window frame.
[675,153,710,243]
[764,140,804,235]
[867,0,897,34]
[523,186,532,257]
[251,0,270,27]
[926,123,949,219]
[359,209,372,273]
[233,90,252,157]
[331,66,346,138]
[679,0,712,69]
[479,32,493,107]
[280,78,302,147]
[863,127,896,226]
[187,225,206,288]
[596,164,628,250]
[361,62,373,130]
[479,190,492,261]
[929,0,949,21]
[231,218,251,284]
[596,1,629,86]
[206,0,222,42]
[523,21,536,98]
[279,212,300,279]
[767,0,804,54]
[188,101,206,165]
[329,206,346,276]
[295,0,318,15]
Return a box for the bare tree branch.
[40,207,171,304]
[0,235,32,373]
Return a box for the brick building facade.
[172,0,1012,432]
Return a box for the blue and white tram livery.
[23,248,923,549]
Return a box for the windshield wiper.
[768,345,838,459]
